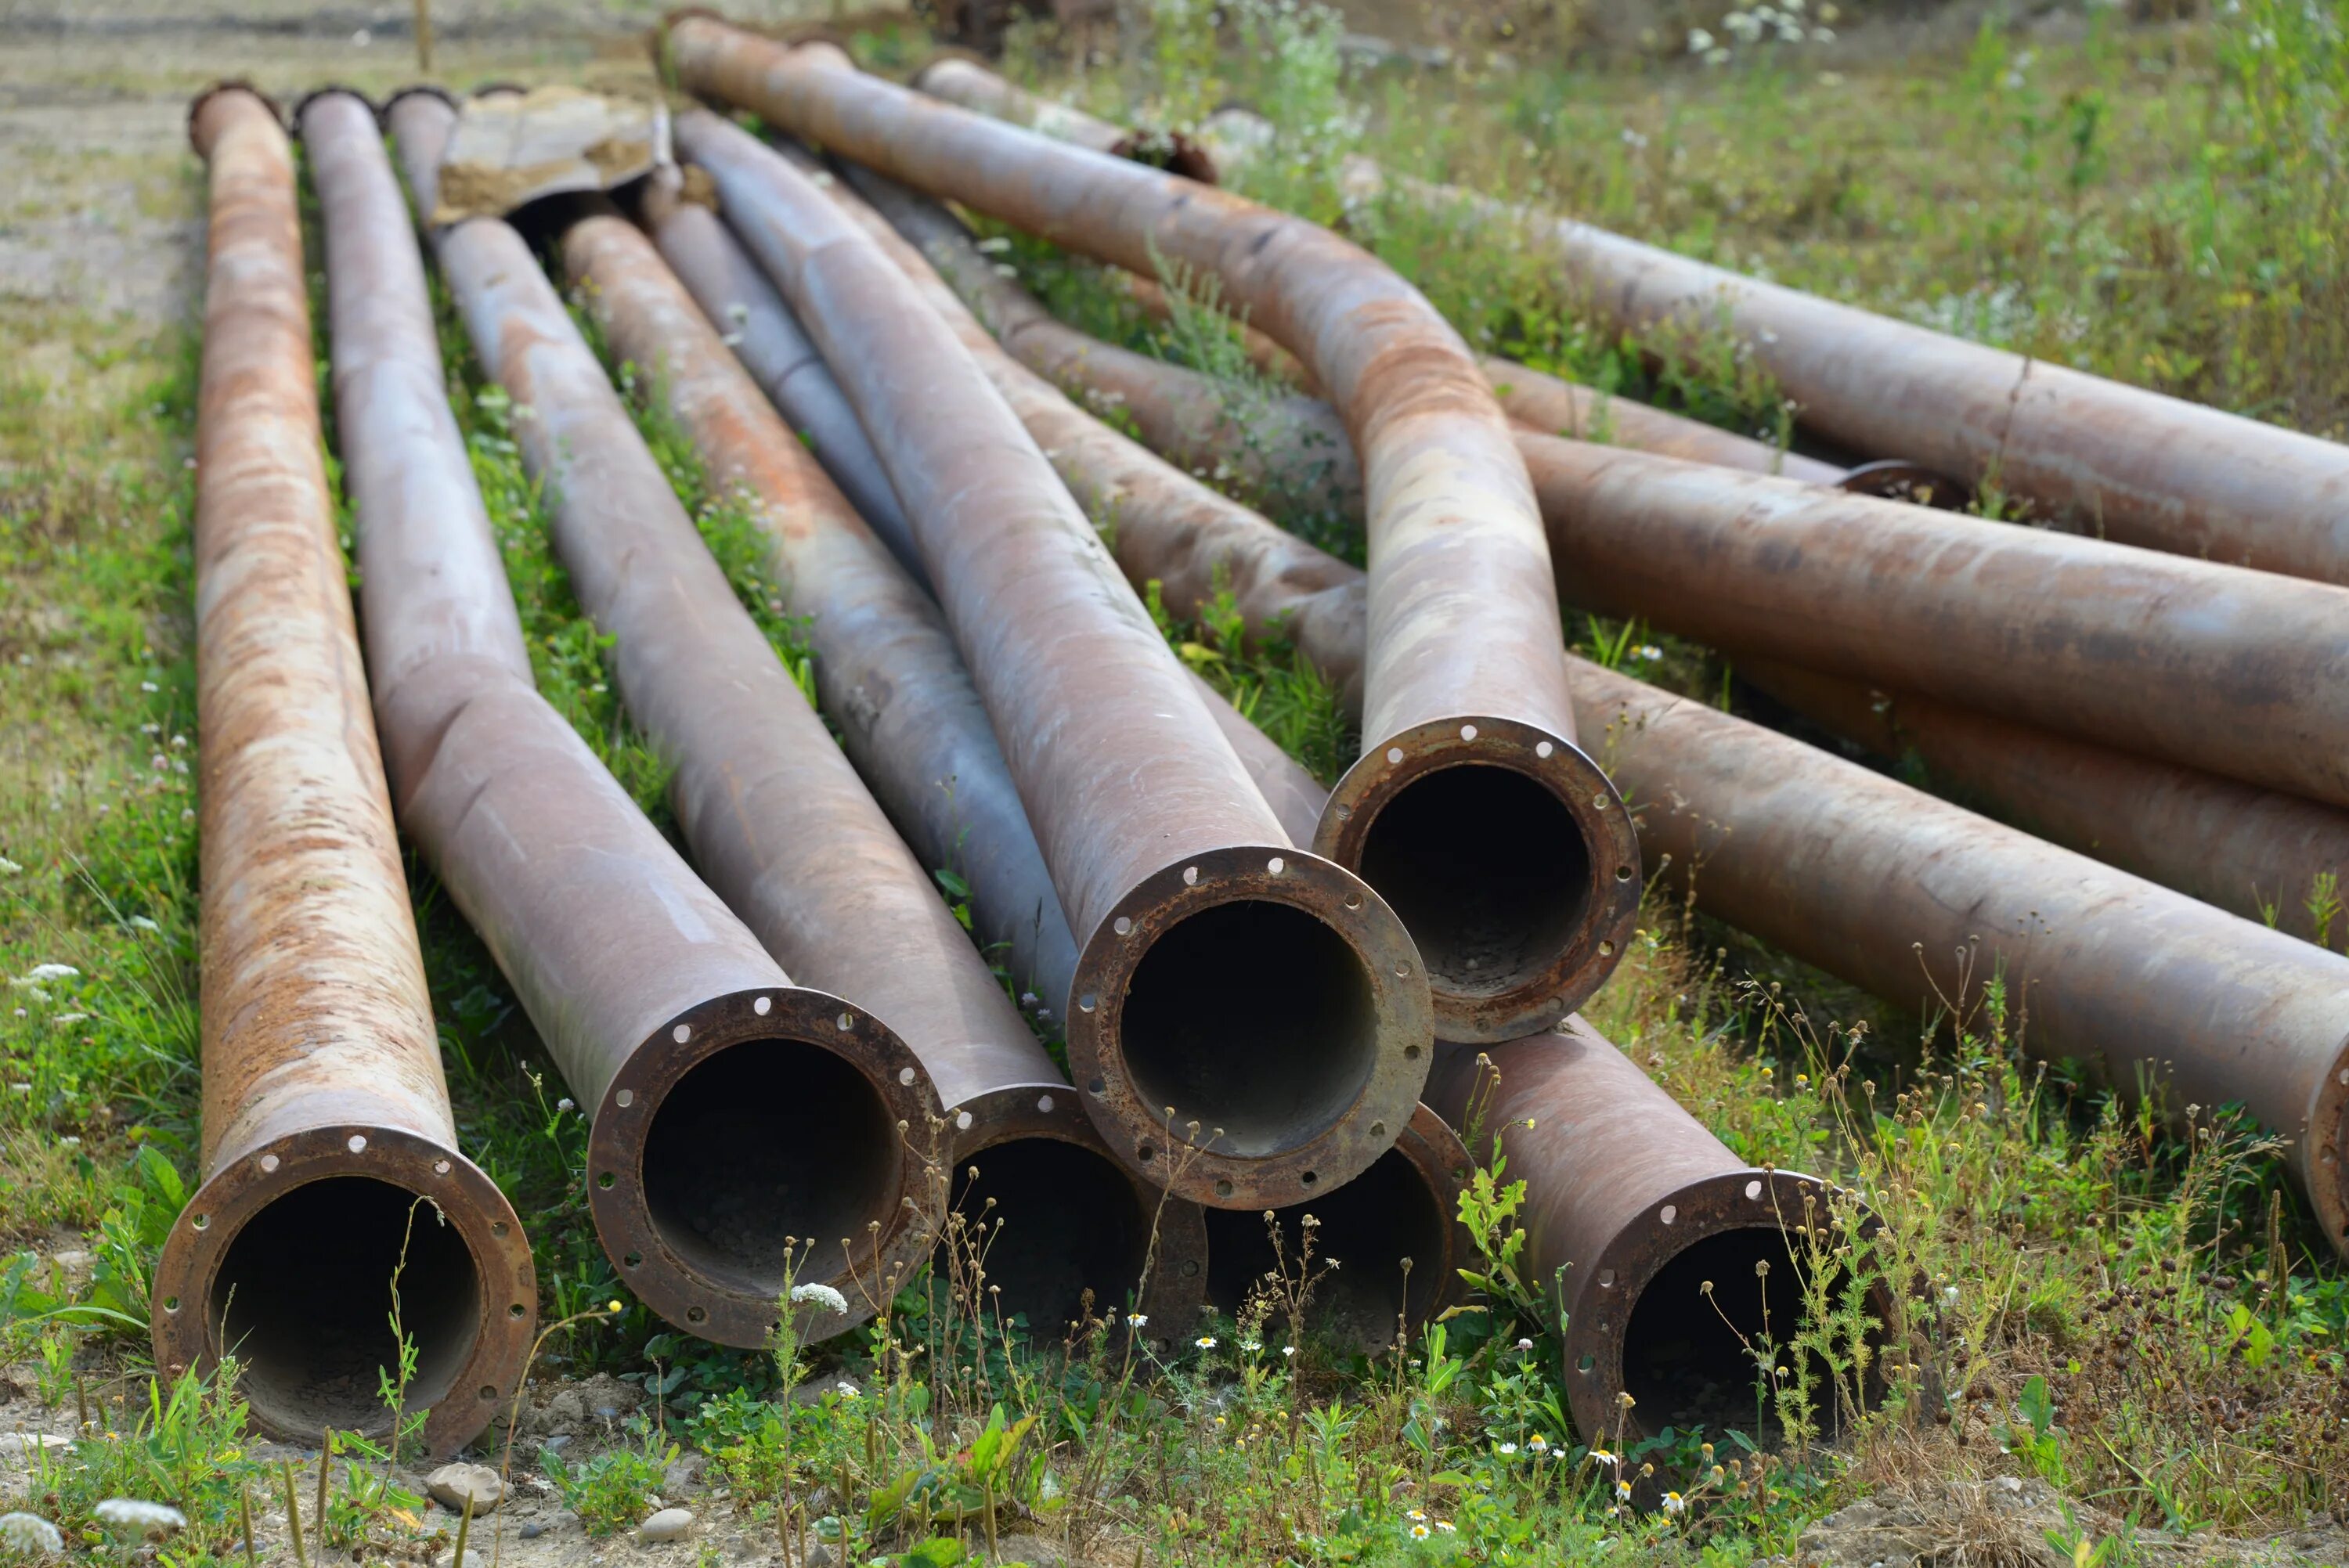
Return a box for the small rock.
[432,1549,485,1568]
[0,1433,69,1464]
[518,1523,545,1541]
[799,1545,837,1568]
[661,1454,702,1495]
[427,1462,505,1515]
[638,1508,695,1545]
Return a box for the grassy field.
[3,2,2348,1565]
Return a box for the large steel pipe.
[150,87,536,1454]
[372,88,936,1349]
[944,289,2349,1256]
[673,110,1430,1212]
[1738,659,2349,947]
[565,207,1207,1336]
[923,283,2349,811]
[918,60,2344,575]
[1425,1028,1882,1444]
[669,20,1640,1047]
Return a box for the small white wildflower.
[1409,1524,1430,1541]
[1496,1441,1518,1456]
[0,858,19,875]
[1406,1509,1426,1522]
[1435,1521,1456,1534]
[1634,643,1664,661]
[1527,1434,1550,1453]
[1621,128,1648,150]
[788,1281,850,1315]
[139,681,158,694]
[1515,1337,1534,1352]
[1705,45,1732,64]
[1940,1285,1960,1307]
[95,1500,186,1535]
[169,735,186,750]
[57,1137,78,1148]
[1194,1335,1217,1350]
[128,916,159,932]
[1281,1345,1296,1357]
[1019,992,1038,1007]
[0,1513,63,1554]
[1127,1312,1149,1328]
[53,1013,87,1026]
[556,1098,574,1112]
[833,1380,861,1400]
[1662,1491,1686,1516]
[1240,1340,1261,1354]
[139,723,159,737]
[974,236,1012,254]
[1687,26,1715,51]
[1615,1479,1633,1499]
[21,966,78,984]
[1589,1447,1617,1465]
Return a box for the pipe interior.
[1355,762,1594,1000]
[1203,1144,1445,1354]
[207,1175,481,1436]
[1619,1223,1870,1439]
[940,1137,1151,1339]
[641,1039,897,1294]
[1120,898,1378,1159]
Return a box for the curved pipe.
[369,88,936,1349]
[670,109,1430,1211]
[881,230,2349,1256]
[1738,658,2349,948]
[566,207,1207,1331]
[153,88,536,1454]
[915,59,2349,584]
[666,20,1636,1047]
[1426,1029,1887,1444]
[912,265,2349,813]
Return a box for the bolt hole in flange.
[936,1140,1152,1337]
[640,1040,893,1295]
[210,1176,481,1436]
[1202,1144,1446,1354]
[1121,901,1378,1158]
[1355,763,1592,1003]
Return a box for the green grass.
[2,6,2347,1566]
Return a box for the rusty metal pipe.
[1424,1026,1881,1444]
[909,54,1218,180]
[374,87,936,1349]
[150,87,536,1454]
[914,61,2349,580]
[672,111,1432,1213]
[641,186,922,582]
[1738,658,2349,947]
[908,271,2349,811]
[669,23,1639,1047]
[566,206,1206,1332]
[936,281,2349,1257]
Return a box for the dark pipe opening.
[1357,763,1593,999]
[1121,899,1378,1158]
[939,1138,1151,1339]
[1203,1145,1445,1354]
[211,1176,481,1436]
[1620,1224,1872,1439]
[642,1040,896,1294]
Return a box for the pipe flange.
[942,1082,1207,1348]
[586,986,942,1348]
[1317,716,1644,1043]
[151,1126,536,1455]
[1066,844,1432,1210]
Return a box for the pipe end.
[150,1127,536,1456]
[940,1083,1207,1346]
[1066,845,1433,1209]
[585,986,943,1349]
[1561,1167,1889,1445]
[290,84,380,133]
[186,81,280,158]
[1317,716,1642,1043]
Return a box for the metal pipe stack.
[154,7,2349,1449]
